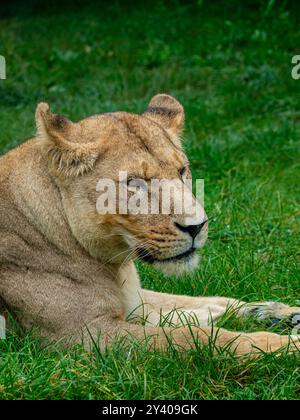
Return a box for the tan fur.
[0,94,299,356]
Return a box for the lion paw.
[243,301,300,328]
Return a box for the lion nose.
[175,220,208,239]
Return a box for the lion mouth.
[136,246,197,264]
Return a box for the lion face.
[36,94,208,276]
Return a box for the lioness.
[0,94,299,355]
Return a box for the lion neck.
[6,139,141,291]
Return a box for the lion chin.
[153,252,200,277]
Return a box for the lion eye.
[179,167,187,178]
[127,178,148,192]
[127,177,135,187]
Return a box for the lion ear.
[35,102,99,177]
[143,94,185,139]
[35,102,72,142]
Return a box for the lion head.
[35,94,208,276]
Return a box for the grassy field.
[0,0,300,400]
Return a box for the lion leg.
[77,315,300,356]
[140,289,244,326]
[140,290,300,329]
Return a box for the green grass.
[0,0,300,400]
